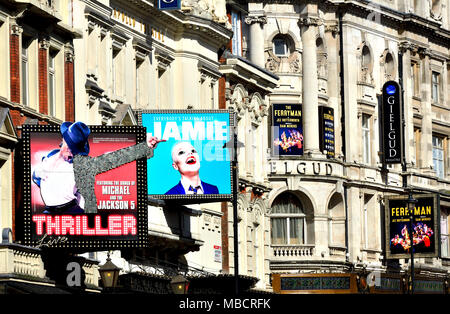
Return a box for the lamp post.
[98,252,121,291]
[171,274,190,294]
[224,126,244,295]
[406,191,417,294]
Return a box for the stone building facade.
[0,0,449,294]
[222,0,450,293]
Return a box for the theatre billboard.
[138,109,233,202]
[20,124,148,249]
[384,194,439,259]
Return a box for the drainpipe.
[338,9,349,262]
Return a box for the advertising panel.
[138,110,233,202]
[385,194,439,259]
[21,124,148,249]
[382,81,402,164]
[319,106,335,158]
[272,104,303,156]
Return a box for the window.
[441,210,449,258]
[273,37,287,57]
[432,135,444,179]
[432,72,440,104]
[271,193,305,245]
[48,50,56,116]
[21,37,30,106]
[362,114,371,164]
[112,48,120,96]
[231,11,242,56]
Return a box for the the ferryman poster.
[272,104,303,156]
[384,194,439,259]
[138,109,233,202]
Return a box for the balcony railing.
[0,243,99,288]
[271,245,315,259]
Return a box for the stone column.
[299,16,322,157]
[419,48,434,175]
[399,41,416,168]
[244,14,266,68]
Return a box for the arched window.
[271,192,305,245]
[360,45,373,84]
[272,35,290,57]
[384,52,395,80]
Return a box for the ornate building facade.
[0,0,449,294]
[221,0,450,293]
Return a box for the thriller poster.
[384,194,439,259]
[21,124,148,249]
[138,109,233,202]
[272,104,303,156]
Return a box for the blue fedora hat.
[60,121,91,156]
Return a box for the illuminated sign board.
[384,194,439,259]
[382,81,402,164]
[319,106,335,158]
[272,104,303,156]
[21,124,148,249]
[138,110,233,202]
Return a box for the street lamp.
[406,191,417,294]
[99,253,121,290]
[171,274,189,294]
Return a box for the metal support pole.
[232,132,239,295]
[408,190,415,294]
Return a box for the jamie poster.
[138,110,233,201]
[272,104,303,156]
[384,194,439,259]
[21,124,148,249]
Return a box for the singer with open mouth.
[165,141,219,195]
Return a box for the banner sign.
[272,104,303,156]
[319,106,335,158]
[384,194,439,259]
[157,0,181,10]
[21,124,148,249]
[138,110,233,202]
[382,81,402,164]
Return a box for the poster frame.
[384,193,439,260]
[137,109,234,203]
[21,124,149,250]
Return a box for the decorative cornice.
[324,23,339,35]
[244,15,268,25]
[299,16,323,27]
[10,23,23,36]
[65,44,75,63]
[398,41,419,54]
[39,37,50,50]
[418,47,433,58]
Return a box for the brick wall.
[9,28,20,103]
[64,55,74,122]
[38,47,48,115]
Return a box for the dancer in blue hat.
[33,121,164,214]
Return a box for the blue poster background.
[141,112,232,196]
